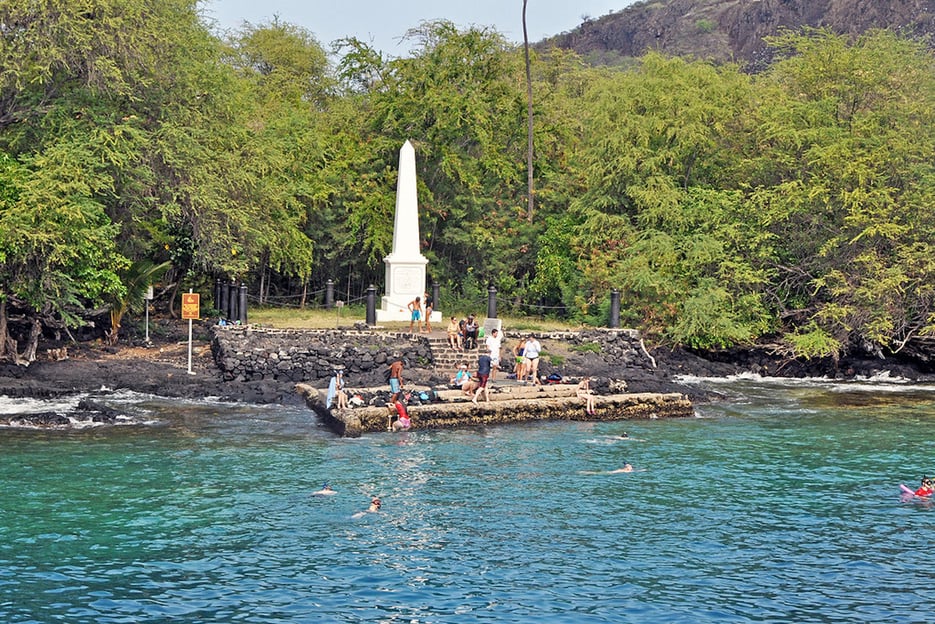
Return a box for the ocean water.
[2,377,935,623]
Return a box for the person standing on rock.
[423,291,434,333]
[523,335,542,385]
[472,354,492,404]
[388,356,404,402]
[407,297,423,334]
[513,337,527,382]
[485,328,502,381]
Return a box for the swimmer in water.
[915,476,934,497]
[612,432,645,442]
[578,463,644,475]
[312,484,336,496]
[351,496,383,519]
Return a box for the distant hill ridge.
[542,0,935,69]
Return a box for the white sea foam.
[675,372,935,394]
[0,395,79,414]
[0,390,164,429]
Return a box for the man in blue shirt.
[472,354,492,404]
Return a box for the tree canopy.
[2,0,934,365]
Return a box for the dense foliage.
[1,0,934,363]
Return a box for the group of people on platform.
[326,324,601,430]
[448,330,543,390]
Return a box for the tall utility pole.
[522,0,535,223]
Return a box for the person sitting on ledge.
[577,376,596,415]
[447,316,462,351]
[464,315,479,350]
[450,364,472,391]
[326,368,348,410]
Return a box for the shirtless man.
[388,357,404,402]
[407,297,422,334]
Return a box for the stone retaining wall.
[211,326,655,383]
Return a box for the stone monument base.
[376,306,442,324]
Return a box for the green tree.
[743,30,935,358]
[571,53,772,346]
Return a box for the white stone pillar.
[376,140,439,323]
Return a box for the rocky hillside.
[543,0,935,70]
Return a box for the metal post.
[325,279,334,309]
[187,288,194,375]
[239,283,248,325]
[610,289,621,328]
[220,281,230,321]
[487,284,497,319]
[366,284,376,326]
[228,282,239,323]
[432,281,440,312]
[214,278,222,312]
[144,286,152,343]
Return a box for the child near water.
[914,476,934,497]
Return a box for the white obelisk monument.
[376,140,439,323]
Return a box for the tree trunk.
[0,298,9,360]
[523,0,535,223]
[20,317,40,364]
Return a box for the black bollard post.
[325,279,334,309]
[239,283,248,325]
[220,280,230,322]
[366,284,377,326]
[214,278,222,312]
[432,281,440,312]
[228,282,239,323]
[487,285,497,319]
[610,288,621,328]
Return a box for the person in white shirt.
[485,328,502,380]
[523,335,542,385]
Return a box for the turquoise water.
[3,377,935,623]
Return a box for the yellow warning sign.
[181,293,200,320]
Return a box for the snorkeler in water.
[312,483,336,496]
[351,496,383,519]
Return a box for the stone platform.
[296,382,694,437]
